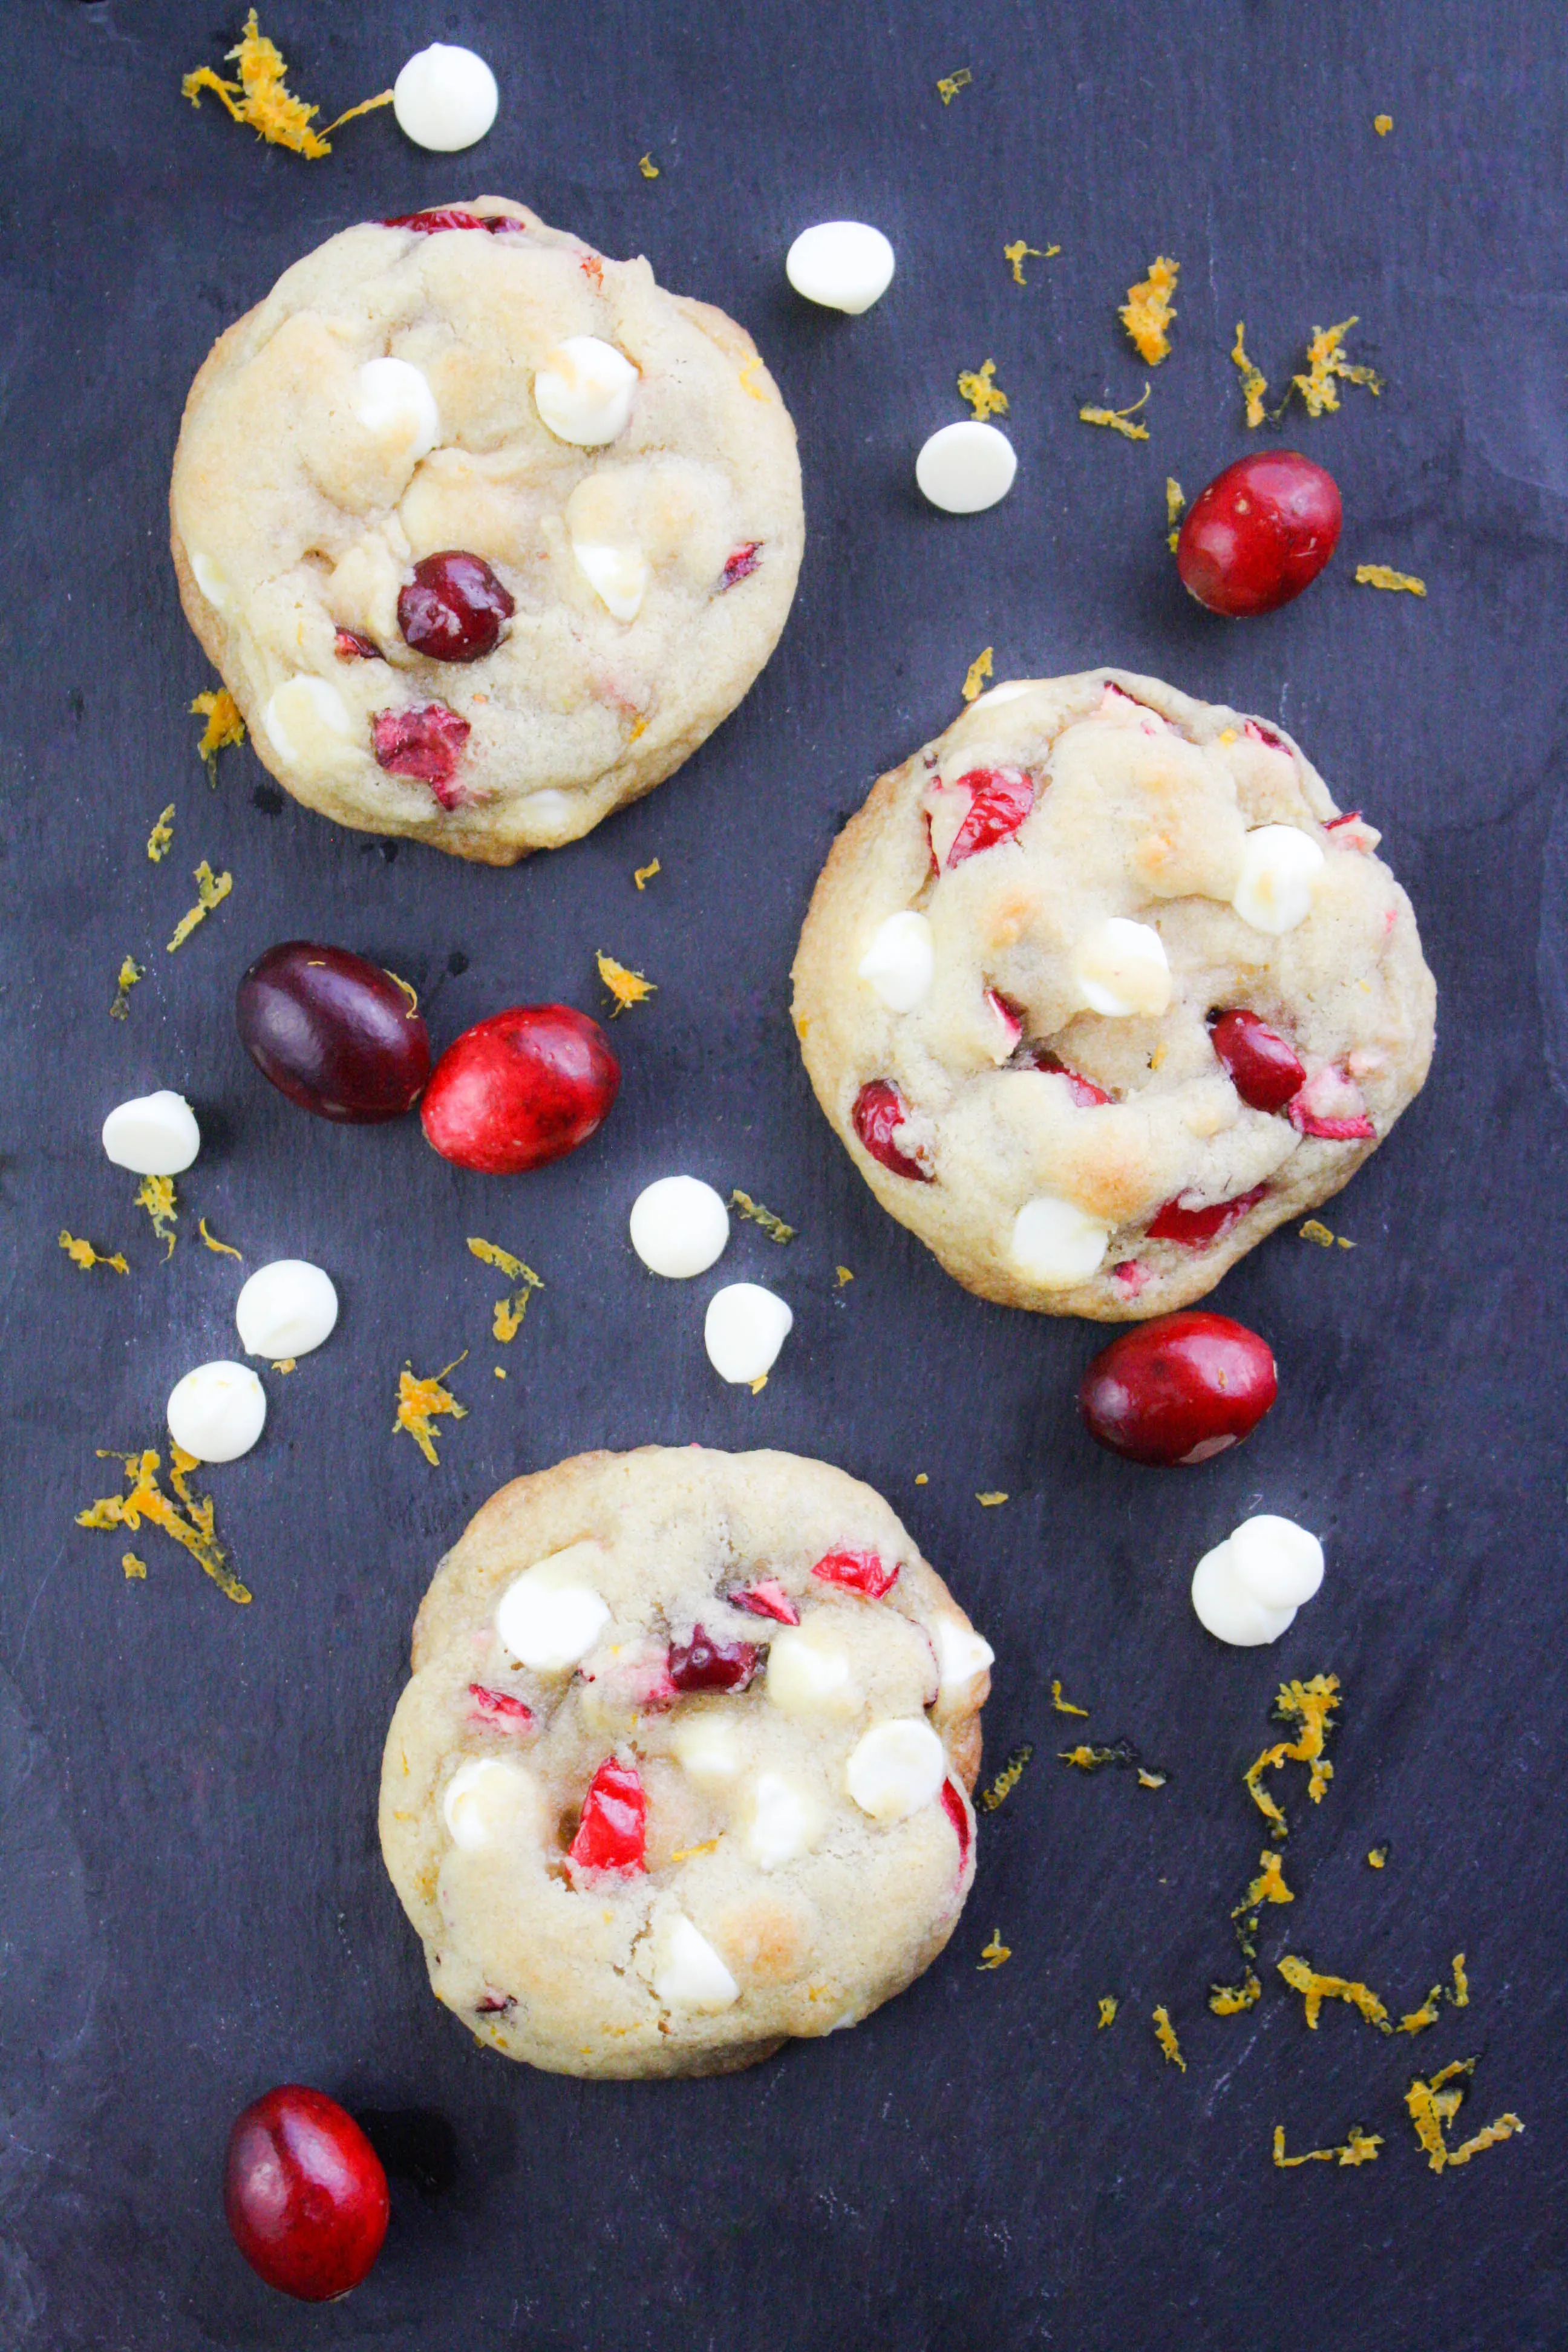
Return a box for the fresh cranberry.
[811,1549,899,1599]
[946,768,1035,867]
[466,1684,535,1732]
[730,1579,800,1625]
[1288,1066,1377,1140]
[1147,1182,1270,1246]
[382,209,528,236]
[939,1779,973,1870]
[721,543,762,588]
[668,1627,760,1693]
[334,628,382,661]
[567,1757,647,1873]
[1079,1310,1278,1467]
[398,552,514,665]
[236,942,431,1123]
[371,705,472,807]
[1210,1010,1307,1114]
[223,2085,388,2304]
[1176,451,1342,617]
[851,1080,930,1181]
[1023,1047,1112,1107]
[420,1004,619,1174]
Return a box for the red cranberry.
[382,209,528,236]
[668,1627,759,1693]
[730,1579,800,1625]
[947,768,1035,867]
[398,552,514,665]
[223,2085,388,2304]
[939,1779,973,1870]
[1176,451,1342,617]
[420,1004,619,1174]
[371,705,472,807]
[466,1684,535,1732]
[1147,1182,1270,1246]
[1210,1010,1307,1114]
[851,1080,930,1182]
[1024,1047,1112,1107]
[811,1549,898,1599]
[721,543,762,588]
[567,1757,646,1873]
[236,942,431,1123]
[1287,1065,1376,1140]
[334,628,382,661]
[1079,1310,1278,1466]
[1324,808,1364,831]
[1244,717,1288,752]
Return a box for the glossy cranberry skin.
[851,1080,930,1182]
[1079,1310,1278,1467]
[223,2085,388,2304]
[398,552,515,664]
[811,1548,899,1599]
[567,1757,646,1873]
[237,942,431,1123]
[1147,1181,1270,1246]
[1210,1010,1307,1113]
[668,1627,760,1693]
[1177,451,1342,617]
[421,1005,619,1174]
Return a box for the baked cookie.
[379,1447,990,2079]
[791,669,1435,1320]
[169,199,803,864]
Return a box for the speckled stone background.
[4,3,1563,2347]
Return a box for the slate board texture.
[2,2,1564,2347]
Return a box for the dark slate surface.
[2,2,1563,2345]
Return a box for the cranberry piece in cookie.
[382,207,528,235]
[467,1684,536,1733]
[939,1779,973,1870]
[851,1080,930,1181]
[668,1627,760,1693]
[811,1548,899,1599]
[721,542,762,588]
[1024,1047,1112,1107]
[1177,451,1342,617]
[1147,1183,1270,1246]
[398,552,515,664]
[1210,1010,1307,1114]
[567,1756,647,1874]
[1079,1311,1278,1466]
[943,767,1035,868]
[1288,1065,1377,1139]
[372,705,472,806]
[730,1578,800,1625]
[334,627,382,661]
[223,2086,388,2303]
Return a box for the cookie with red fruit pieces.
[170,198,803,865]
[791,668,1434,1320]
[379,1446,990,2077]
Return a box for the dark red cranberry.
[940,1779,973,1870]
[730,1579,799,1625]
[466,1684,535,1731]
[1176,451,1342,617]
[371,705,472,807]
[236,942,431,1123]
[1024,1048,1112,1107]
[1147,1182,1270,1246]
[851,1080,930,1181]
[947,768,1036,867]
[223,2085,388,2303]
[1079,1310,1279,1466]
[1244,717,1288,751]
[398,552,514,665]
[334,628,382,661]
[721,543,762,588]
[811,1549,899,1599]
[382,209,528,236]
[1210,1010,1307,1114]
[567,1757,646,1873]
[1324,808,1364,831]
[474,1993,515,2014]
[420,1004,619,1174]
[668,1627,760,1693]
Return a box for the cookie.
[169,199,803,865]
[378,1446,990,2079]
[791,669,1435,1320]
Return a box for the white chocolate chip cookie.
[170,200,803,865]
[791,669,1435,1319]
[378,1446,988,2078]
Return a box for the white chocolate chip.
[975,680,1034,707]
[785,221,896,314]
[629,1177,730,1278]
[1071,916,1172,1018]
[765,1625,860,1720]
[494,1546,611,1672]
[671,1714,743,1786]
[930,1616,995,1692]
[392,44,498,151]
[572,538,650,622]
[101,1090,200,1177]
[845,1718,946,1823]
[189,551,229,612]
[263,677,353,768]
[704,1283,792,1384]
[743,1771,825,1870]
[857,910,935,1011]
[915,421,1017,515]
[651,1914,739,2011]
[442,1757,535,1851]
[1232,826,1325,935]
[352,358,440,462]
[1191,1514,1324,1647]
[515,790,574,835]
[1011,1196,1112,1287]
[234,1261,339,1360]
[166,1362,266,1464]
[534,337,638,446]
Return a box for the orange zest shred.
[1152,2006,1186,2071]
[728,1189,795,1243]
[1137,1768,1168,1789]
[122,1552,148,1580]
[1451,1952,1469,2007]
[467,1237,544,1342]
[146,804,175,863]
[1396,1983,1444,2036]
[394,1356,468,1466]
[1243,1674,1341,1839]
[835,1265,854,1287]
[1079,386,1150,440]
[936,67,973,104]
[1097,1995,1119,2030]
[1374,113,1393,136]
[737,354,768,402]
[1210,1971,1262,2016]
[1050,1679,1089,1717]
[958,359,1008,421]
[596,951,656,1014]
[191,687,246,775]
[198,1217,243,1261]
[979,1743,1033,1812]
[1405,2059,1523,2174]
[181,12,392,160]
[962,646,994,702]
[1233,1849,1295,1916]
[109,955,143,1020]
[977,1928,1011,1970]
[77,1446,250,1604]
[976,1491,1008,1508]
[1231,324,1269,428]
[1289,316,1382,417]
[134,1175,178,1259]
[1277,1953,1389,2032]
[638,152,660,179]
[1120,256,1179,365]
[1273,2123,1383,2168]
[1355,563,1426,596]
[59,1231,128,1275]
[1002,240,1050,286]
[1367,1844,1388,1867]
[1165,476,1185,552]
[633,859,661,890]
[168,860,233,952]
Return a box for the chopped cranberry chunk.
[398,551,514,664]
[730,1579,800,1625]
[382,208,528,236]
[334,628,382,661]
[474,1992,515,2014]
[466,1684,536,1733]
[1210,1010,1307,1114]
[811,1548,899,1599]
[1243,717,1289,752]
[1288,1065,1377,1140]
[946,767,1036,867]
[852,1079,931,1182]
[940,1778,973,1869]
[668,1627,760,1693]
[372,705,472,807]
[985,988,1024,1053]
[1112,1259,1152,1296]
[567,1757,647,1874]
[1024,1047,1112,1107]
[1147,1182,1270,1247]
[721,542,762,589]
[1324,809,1363,831]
